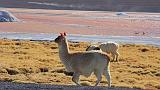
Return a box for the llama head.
[86,45,100,51]
[55,32,67,44]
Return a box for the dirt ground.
[0,39,159,89]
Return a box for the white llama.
[54,33,111,87]
[99,42,119,61]
[86,42,119,62]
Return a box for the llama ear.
[64,32,67,36]
[60,33,63,36]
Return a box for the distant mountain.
[0,0,160,12]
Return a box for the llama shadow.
[0,81,141,90]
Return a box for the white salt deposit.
[116,12,128,16]
[0,10,19,22]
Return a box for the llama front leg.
[72,73,80,86]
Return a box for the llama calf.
[55,33,111,87]
[86,42,119,61]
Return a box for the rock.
[6,68,20,75]
[0,68,8,73]
[39,67,49,72]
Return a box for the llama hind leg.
[94,70,102,86]
[115,52,119,62]
[72,73,80,86]
[103,65,111,87]
[111,53,116,61]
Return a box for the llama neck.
[58,39,70,61]
[58,39,72,71]
[58,39,70,56]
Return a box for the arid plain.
[0,7,160,90]
[0,39,160,89]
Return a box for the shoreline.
[0,32,160,47]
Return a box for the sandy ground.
[0,8,160,37]
[0,39,160,89]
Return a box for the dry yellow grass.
[0,39,160,89]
